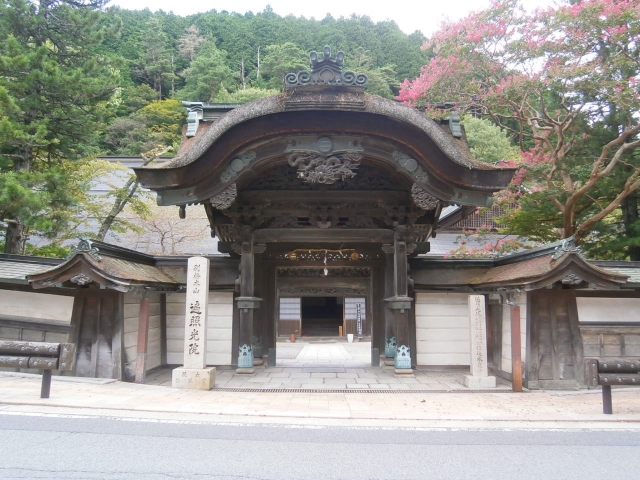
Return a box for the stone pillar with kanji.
[172,256,216,389]
[463,295,496,388]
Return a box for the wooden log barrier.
[0,340,76,399]
[585,359,639,414]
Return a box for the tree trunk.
[4,220,25,254]
[621,191,640,261]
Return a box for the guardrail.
[585,358,640,414]
[0,341,76,398]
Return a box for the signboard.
[356,303,363,339]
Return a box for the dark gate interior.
[301,296,342,336]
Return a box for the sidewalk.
[1,371,639,429]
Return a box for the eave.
[134,93,516,208]
[27,252,182,293]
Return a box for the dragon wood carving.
[288,151,362,184]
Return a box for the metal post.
[602,385,613,414]
[40,370,52,399]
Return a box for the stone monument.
[172,256,216,389]
[463,295,496,388]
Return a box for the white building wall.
[0,289,72,344]
[501,292,527,374]
[0,290,73,322]
[415,293,470,365]
[166,292,233,366]
[577,297,640,323]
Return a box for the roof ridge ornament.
[284,46,368,89]
[68,236,102,262]
[551,236,585,261]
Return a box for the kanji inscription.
[183,256,210,369]
[468,295,488,377]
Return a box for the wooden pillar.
[382,244,396,361]
[235,233,265,373]
[135,297,150,384]
[385,228,413,373]
[510,304,523,392]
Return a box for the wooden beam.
[135,297,151,384]
[254,228,395,244]
[510,305,523,392]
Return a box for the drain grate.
[212,387,516,394]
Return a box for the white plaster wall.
[577,297,640,323]
[0,290,73,322]
[166,292,233,366]
[501,292,527,374]
[415,293,470,365]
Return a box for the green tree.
[0,0,119,253]
[462,116,520,164]
[135,17,176,98]
[104,99,183,155]
[114,84,158,117]
[260,43,308,89]
[177,40,234,102]
[346,47,399,99]
[214,86,280,103]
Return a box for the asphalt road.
[0,413,639,479]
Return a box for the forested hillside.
[0,2,428,254]
[98,6,428,155]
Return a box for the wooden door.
[71,291,123,380]
[528,290,584,389]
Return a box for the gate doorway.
[301,296,342,336]
[278,296,368,339]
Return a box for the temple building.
[1,47,639,389]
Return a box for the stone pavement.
[0,340,639,429]
[146,341,512,391]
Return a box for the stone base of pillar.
[172,367,216,390]
[235,367,255,374]
[384,359,395,366]
[463,375,496,388]
[253,358,264,366]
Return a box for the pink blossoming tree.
[400,0,640,255]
